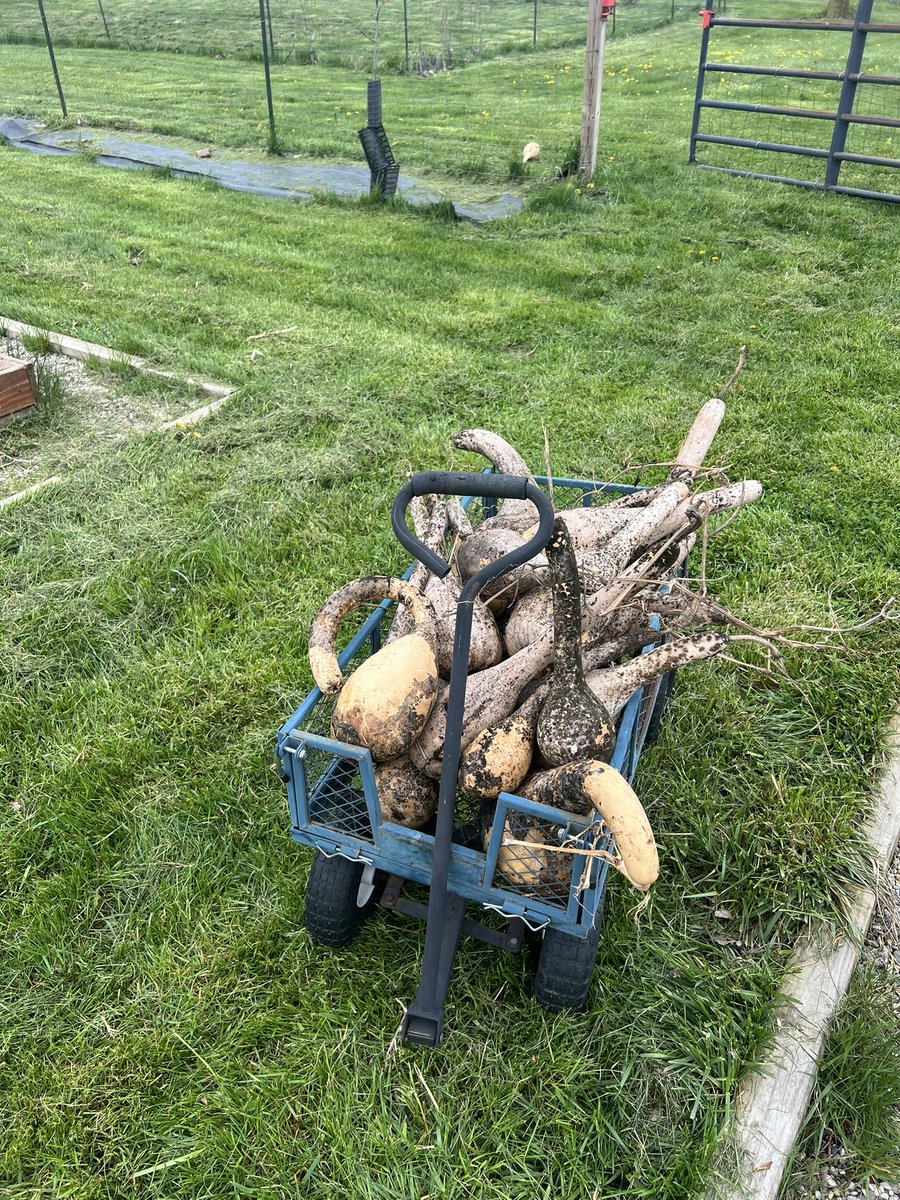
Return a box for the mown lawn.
[1,13,899,1200]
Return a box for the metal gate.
[689,0,900,203]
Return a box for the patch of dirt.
[0,334,187,497]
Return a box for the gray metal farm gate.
[689,0,900,202]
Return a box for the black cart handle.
[391,471,554,585]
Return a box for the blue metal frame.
[276,476,671,939]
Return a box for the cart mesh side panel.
[297,638,386,845]
[492,811,574,902]
[491,809,613,909]
[307,756,372,839]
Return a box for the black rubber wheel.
[643,672,676,749]
[532,910,604,1013]
[305,852,380,948]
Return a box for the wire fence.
[2,0,698,73]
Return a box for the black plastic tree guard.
[358,80,400,199]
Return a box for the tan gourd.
[308,576,439,761]
[521,505,634,555]
[456,527,526,583]
[645,480,764,549]
[375,756,437,828]
[451,428,537,524]
[458,688,545,800]
[503,588,555,656]
[520,761,659,891]
[607,396,727,509]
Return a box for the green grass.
[0,11,899,1199]
[791,967,900,1190]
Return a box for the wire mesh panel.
[305,752,373,839]
[489,806,613,910]
[1,0,698,69]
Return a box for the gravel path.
[0,334,183,496]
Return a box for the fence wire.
[2,0,696,73]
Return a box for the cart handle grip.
[391,471,554,582]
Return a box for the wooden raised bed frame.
[0,354,38,419]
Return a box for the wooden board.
[0,318,233,401]
[0,354,38,417]
[706,713,900,1200]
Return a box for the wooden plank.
[707,713,900,1200]
[160,396,229,430]
[0,476,61,509]
[0,318,234,401]
[0,355,37,416]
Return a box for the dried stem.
[717,344,748,400]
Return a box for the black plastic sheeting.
[0,118,525,224]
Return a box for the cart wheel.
[305,852,382,948]
[643,672,676,749]
[532,915,603,1013]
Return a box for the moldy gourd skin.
[375,756,437,828]
[458,689,544,800]
[536,518,614,766]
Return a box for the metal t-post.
[533,0,539,46]
[403,0,410,72]
[258,0,277,150]
[97,0,111,40]
[35,0,67,118]
[264,0,275,57]
[825,0,874,188]
[689,0,716,163]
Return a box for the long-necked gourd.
[535,518,614,766]
[451,428,537,524]
[308,576,439,761]
[520,761,659,891]
[608,397,727,509]
[586,631,728,721]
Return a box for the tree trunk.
[825,0,853,19]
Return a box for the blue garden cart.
[276,470,677,1047]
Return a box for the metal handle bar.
[391,471,555,1046]
[391,472,555,588]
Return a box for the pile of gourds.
[307,398,762,896]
